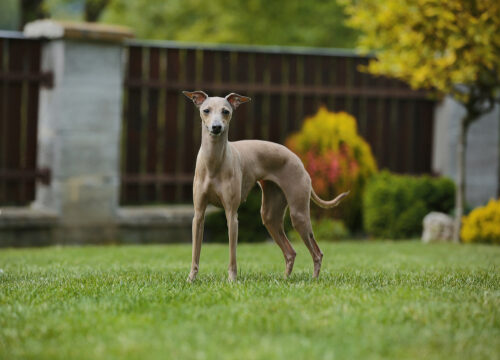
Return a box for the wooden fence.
[121,41,436,205]
[0,32,51,206]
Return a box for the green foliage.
[35,0,358,47]
[98,0,358,48]
[0,0,20,30]
[393,200,428,239]
[461,198,500,244]
[288,218,350,243]
[342,0,500,106]
[1,243,499,360]
[286,108,377,230]
[363,171,455,239]
[204,186,271,243]
[41,0,358,47]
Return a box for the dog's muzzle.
[211,125,222,135]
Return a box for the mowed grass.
[0,241,499,360]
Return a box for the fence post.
[24,20,133,243]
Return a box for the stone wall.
[22,20,132,243]
[0,21,217,246]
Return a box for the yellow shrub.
[286,107,377,230]
[461,198,500,244]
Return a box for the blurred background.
[0,0,498,245]
[1,0,359,48]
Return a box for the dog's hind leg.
[288,196,323,279]
[260,181,296,278]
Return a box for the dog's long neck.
[200,124,229,173]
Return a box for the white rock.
[422,212,455,243]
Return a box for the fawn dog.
[183,91,348,282]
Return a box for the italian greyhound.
[183,91,349,282]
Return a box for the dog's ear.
[225,93,251,109]
[182,90,209,107]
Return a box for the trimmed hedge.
[363,171,455,239]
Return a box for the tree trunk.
[453,114,471,243]
[84,0,110,22]
[498,112,500,198]
[20,0,48,29]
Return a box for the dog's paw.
[187,272,197,283]
[228,271,237,282]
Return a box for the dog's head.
[182,91,251,137]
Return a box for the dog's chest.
[197,160,242,208]
[204,180,225,208]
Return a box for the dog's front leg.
[225,208,238,281]
[188,199,207,282]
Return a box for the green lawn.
[1,241,499,360]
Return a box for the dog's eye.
[203,109,210,114]
[222,109,230,115]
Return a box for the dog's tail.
[310,188,350,209]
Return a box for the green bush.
[461,198,500,244]
[288,218,350,242]
[204,186,270,243]
[363,171,455,239]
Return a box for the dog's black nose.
[211,125,222,134]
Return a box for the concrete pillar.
[24,20,133,243]
[433,96,500,207]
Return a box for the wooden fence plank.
[25,40,41,201]
[182,49,197,201]
[220,50,231,84]
[0,39,5,203]
[397,100,411,173]
[124,46,142,204]
[335,57,347,87]
[366,98,379,166]
[145,47,160,202]
[163,48,180,202]
[389,99,399,170]
[303,95,315,118]
[381,98,392,170]
[6,39,24,203]
[202,50,216,84]
[252,53,267,139]
[269,54,282,143]
[233,52,250,141]
[303,55,315,86]
[286,55,299,133]
[351,97,361,132]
